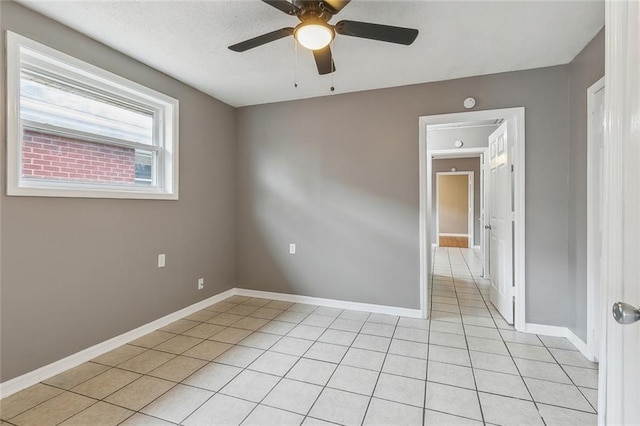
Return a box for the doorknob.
[612,302,640,324]
[484,225,492,230]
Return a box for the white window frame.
[6,31,179,200]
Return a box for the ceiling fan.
[228,0,419,75]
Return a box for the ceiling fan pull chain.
[330,40,335,92]
[294,37,299,88]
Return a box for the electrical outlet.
[289,243,296,254]
[197,278,204,290]
[158,254,166,268]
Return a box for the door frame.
[599,1,640,423]
[419,107,526,328]
[586,76,605,361]
[435,171,474,248]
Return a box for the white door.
[599,1,640,424]
[488,122,514,324]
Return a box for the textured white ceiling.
[18,0,604,107]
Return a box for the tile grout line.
[181,298,322,425]
[129,299,309,425]
[299,308,373,425]
[166,309,426,422]
[112,300,296,425]
[358,305,401,426]
[449,247,486,425]
[538,340,599,415]
[459,247,551,426]
[114,305,291,425]
[422,248,435,426]
[242,306,347,425]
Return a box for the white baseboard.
[565,329,593,361]
[234,288,422,318]
[0,288,236,399]
[522,323,595,362]
[0,287,421,398]
[521,323,567,337]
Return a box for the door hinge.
[511,164,514,172]
[512,212,516,221]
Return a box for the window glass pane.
[22,129,144,185]
[135,150,155,185]
[20,72,153,145]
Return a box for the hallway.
[428,247,598,424]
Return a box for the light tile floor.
[0,247,598,425]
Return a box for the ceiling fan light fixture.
[295,23,334,50]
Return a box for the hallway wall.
[567,30,605,341]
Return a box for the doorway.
[418,107,525,328]
[436,171,474,248]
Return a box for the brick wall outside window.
[21,129,136,184]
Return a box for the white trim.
[234,288,422,318]
[522,323,568,337]
[566,329,592,361]
[428,123,500,131]
[586,76,605,362]
[0,288,235,399]
[419,122,429,319]
[5,31,179,200]
[0,287,421,398]
[431,149,483,159]
[438,233,469,237]
[420,108,526,331]
[522,323,594,362]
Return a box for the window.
[6,32,179,199]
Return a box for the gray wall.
[0,2,237,382]
[437,175,470,235]
[428,126,497,151]
[237,64,573,323]
[432,158,481,245]
[567,30,605,342]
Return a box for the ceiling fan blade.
[335,20,419,45]
[322,0,351,14]
[312,45,336,75]
[229,28,294,52]
[261,0,300,15]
